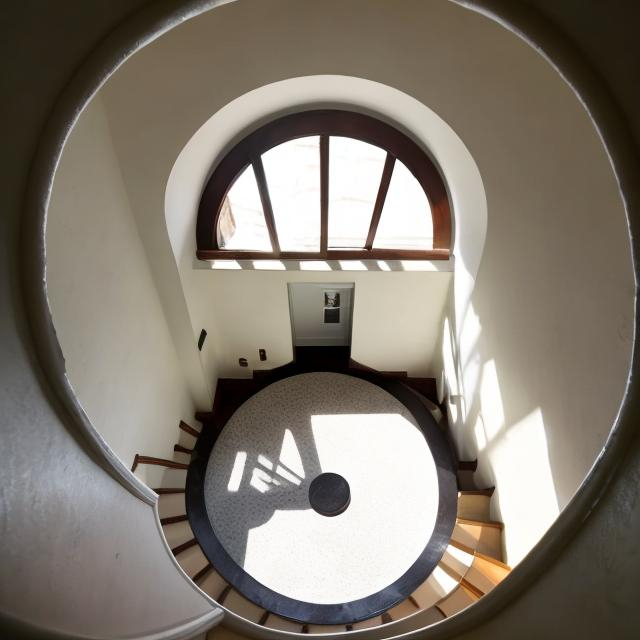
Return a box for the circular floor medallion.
[309,472,351,517]
[204,373,442,605]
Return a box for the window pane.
[217,165,272,251]
[373,160,433,250]
[328,137,386,248]
[262,136,321,252]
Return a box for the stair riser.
[457,494,491,521]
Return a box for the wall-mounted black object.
[259,349,267,361]
[239,357,248,367]
[198,329,207,351]
[324,307,340,323]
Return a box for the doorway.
[288,283,354,351]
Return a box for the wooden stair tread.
[459,488,495,496]
[412,607,446,626]
[157,492,186,520]
[160,514,188,526]
[440,545,474,580]
[456,517,504,529]
[452,521,503,561]
[436,583,480,617]
[173,444,193,455]
[448,538,511,570]
[351,616,383,630]
[388,598,420,621]
[179,420,200,438]
[456,460,484,492]
[266,615,303,632]
[464,556,511,595]
[176,543,208,577]
[224,589,265,622]
[411,573,450,610]
[171,537,197,556]
[458,578,484,599]
[192,563,213,583]
[197,568,227,600]
[161,520,193,548]
[131,455,188,472]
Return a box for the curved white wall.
[46,95,198,482]
[45,0,632,568]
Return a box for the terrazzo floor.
[204,372,439,605]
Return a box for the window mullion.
[320,135,329,256]
[252,156,281,255]
[365,153,395,250]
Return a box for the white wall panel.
[46,97,196,481]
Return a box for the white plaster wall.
[98,0,633,567]
[46,96,197,482]
[203,270,451,377]
[438,43,635,562]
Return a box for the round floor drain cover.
[308,472,351,517]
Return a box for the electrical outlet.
[239,357,248,367]
[259,349,267,361]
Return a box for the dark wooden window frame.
[196,110,451,261]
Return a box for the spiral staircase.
[132,354,511,637]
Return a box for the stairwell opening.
[31,1,635,639]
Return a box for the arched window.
[196,110,451,261]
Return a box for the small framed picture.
[324,291,340,308]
